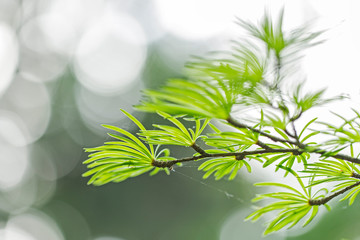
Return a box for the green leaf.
[263,153,287,167]
[340,184,360,205]
[198,156,250,180]
[298,117,317,137]
[303,205,319,227]
[137,78,236,119]
[157,112,189,135]
[246,165,328,234]
[304,159,357,187]
[254,182,306,198]
[103,125,152,158]
[140,112,209,147]
[83,111,176,185]
[204,130,257,149]
[120,109,154,155]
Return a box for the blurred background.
[0,0,360,239]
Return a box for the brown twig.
[152,148,301,168]
[309,181,360,205]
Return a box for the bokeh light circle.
[19,15,69,83]
[0,111,29,191]
[0,22,18,96]
[0,143,28,191]
[74,10,147,95]
[2,78,51,144]
[19,14,73,54]
[4,210,64,240]
[75,80,141,135]
[0,111,28,147]
[0,225,35,240]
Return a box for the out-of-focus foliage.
[137,78,242,119]
[318,110,360,147]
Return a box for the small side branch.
[309,181,360,206]
[311,150,360,165]
[227,116,360,165]
[227,116,298,145]
[191,143,210,156]
[256,140,272,150]
[352,172,360,179]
